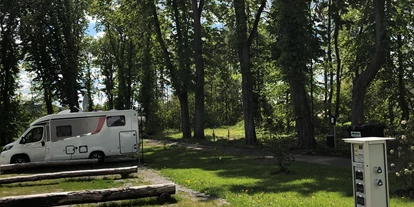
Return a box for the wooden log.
[0,159,99,172]
[0,183,176,207]
[0,166,138,185]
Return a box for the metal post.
[333,125,337,148]
[140,107,144,164]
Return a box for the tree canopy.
[1,0,413,148]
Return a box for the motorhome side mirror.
[42,141,45,146]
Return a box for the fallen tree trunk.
[0,166,137,185]
[0,159,99,172]
[0,183,175,207]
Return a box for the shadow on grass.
[95,197,178,207]
[144,145,390,199]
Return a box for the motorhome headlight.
[2,145,13,152]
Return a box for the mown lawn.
[0,163,222,207]
[0,163,226,207]
[145,144,414,207]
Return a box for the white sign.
[351,131,361,138]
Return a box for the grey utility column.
[343,137,394,207]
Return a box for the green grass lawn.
[145,144,414,207]
[0,164,223,206]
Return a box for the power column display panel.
[343,137,394,207]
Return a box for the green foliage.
[389,120,414,196]
[262,135,295,173]
[0,0,25,145]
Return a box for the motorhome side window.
[107,116,125,127]
[23,127,43,143]
[56,125,72,137]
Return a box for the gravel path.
[139,165,229,205]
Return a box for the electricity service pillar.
[343,137,395,207]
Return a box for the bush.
[262,135,295,174]
[388,120,414,196]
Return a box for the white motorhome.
[0,110,140,164]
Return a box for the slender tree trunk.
[44,82,54,114]
[285,91,290,133]
[310,60,314,121]
[233,0,265,145]
[178,92,192,138]
[327,0,334,118]
[152,1,191,138]
[193,0,205,139]
[397,35,408,121]
[388,100,394,126]
[62,0,79,109]
[351,0,386,124]
[126,40,134,109]
[234,0,255,144]
[334,21,341,119]
[141,21,155,133]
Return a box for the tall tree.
[151,1,192,138]
[271,0,317,149]
[20,0,57,114]
[351,0,386,124]
[233,0,266,145]
[192,0,205,139]
[91,36,115,110]
[0,0,23,145]
[58,0,88,110]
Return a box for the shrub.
[262,135,295,174]
[388,120,414,196]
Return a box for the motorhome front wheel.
[11,155,30,164]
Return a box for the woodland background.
[0,0,412,149]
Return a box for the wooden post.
[0,183,175,207]
[0,159,99,172]
[0,166,138,185]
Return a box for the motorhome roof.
[31,110,136,126]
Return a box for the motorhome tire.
[11,155,30,164]
[90,151,105,163]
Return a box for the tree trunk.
[0,159,99,172]
[289,75,316,149]
[234,0,256,144]
[61,0,79,109]
[334,18,341,119]
[285,91,290,133]
[192,0,205,140]
[351,0,386,125]
[397,35,408,121]
[44,85,54,114]
[233,0,265,145]
[152,1,191,138]
[0,166,137,185]
[0,183,175,207]
[178,92,192,139]
[141,23,155,134]
[327,0,334,118]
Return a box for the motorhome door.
[45,124,75,160]
[20,126,46,162]
[119,131,137,154]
